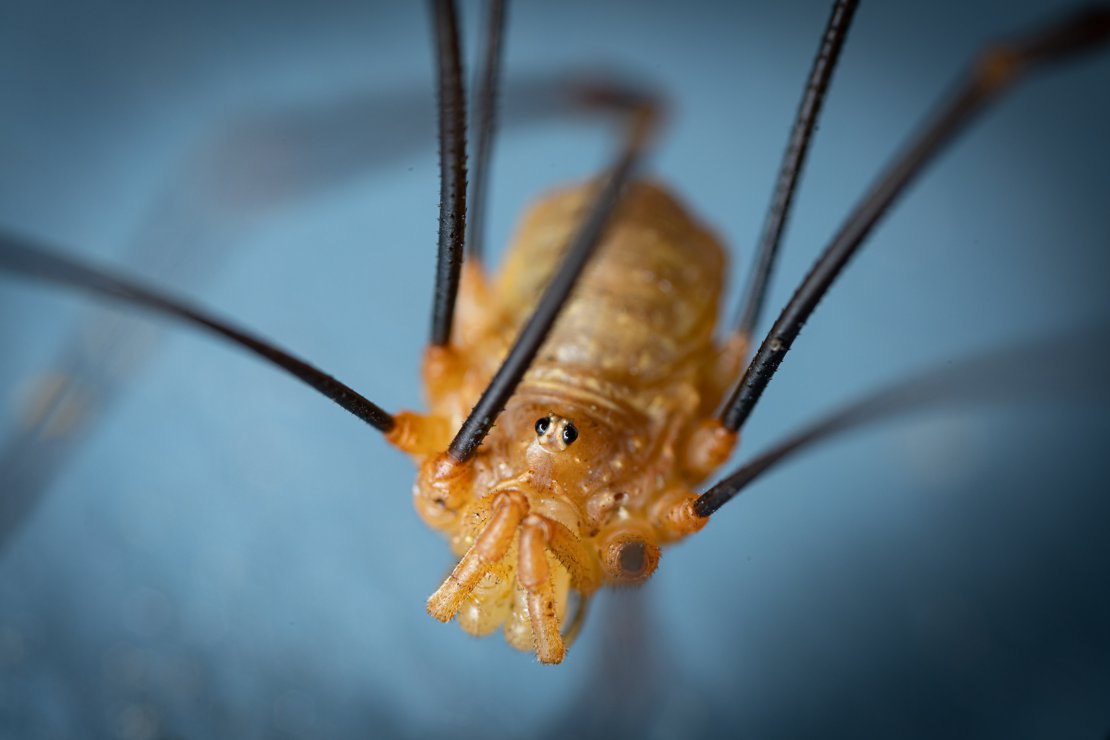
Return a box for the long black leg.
[429,0,468,347]
[464,0,508,265]
[718,6,1110,436]
[0,232,396,433]
[696,323,1110,517]
[732,0,858,341]
[447,104,658,463]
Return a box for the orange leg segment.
[385,411,452,455]
[517,515,565,664]
[427,490,527,622]
[682,418,738,481]
[650,488,708,543]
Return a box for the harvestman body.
[1,0,1108,665]
[397,182,741,663]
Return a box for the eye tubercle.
[532,414,579,452]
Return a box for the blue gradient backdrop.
[1,1,1108,738]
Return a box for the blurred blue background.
[1,0,1109,737]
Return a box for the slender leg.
[731,0,859,344]
[683,0,858,479]
[695,324,1110,518]
[717,6,1110,438]
[428,0,468,348]
[0,233,397,434]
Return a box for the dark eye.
[534,417,551,435]
[561,422,578,446]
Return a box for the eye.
[534,416,551,435]
[561,422,578,446]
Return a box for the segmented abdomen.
[493,181,727,388]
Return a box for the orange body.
[389,180,744,663]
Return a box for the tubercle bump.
[413,452,474,530]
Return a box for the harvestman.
[1,0,1108,664]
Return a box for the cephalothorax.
[1,0,1107,667]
